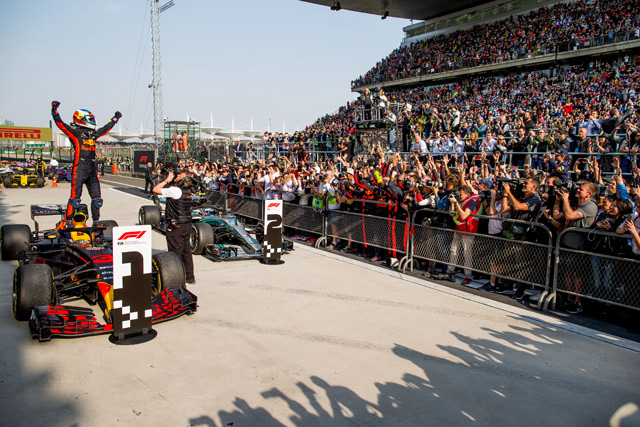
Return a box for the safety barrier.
[322,200,410,258]
[408,210,554,305]
[551,227,640,313]
[202,186,638,313]
[282,202,325,238]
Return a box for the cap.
[479,177,494,189]
[554,148,568,157]
[346,168,355,175]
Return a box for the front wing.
[28,287,197,341]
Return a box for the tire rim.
[151,259,161,296]
[12,270,18,317]
[189,227,198,250]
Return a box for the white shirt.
[161,186,182,199]
[411,139,428,154]
[50,158,58,167]
[281,179,297,202]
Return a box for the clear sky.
[0,0,408,135]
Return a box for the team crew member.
[51,101,121,222]
[153,168,196,284]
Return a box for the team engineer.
[153,168,196,284]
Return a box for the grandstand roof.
[300,0,492,21]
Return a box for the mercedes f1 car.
[0,204,197,341]
[138,196,292,262]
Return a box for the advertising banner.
[134,151,155,174]
[0,126,53,142]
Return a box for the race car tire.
[254,221,265,243]
[48,170,54,180]
[208,245,222,262]
[1,224,32,261]
[98,220,118,237]
[3,175,11,188]
[190,222,214,255]
[13,264,54,321]
[151,252,185,295]
[36,176,44,188]
[139,205,161,226]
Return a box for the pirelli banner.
[0,126,53,142]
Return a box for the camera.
[425,180,443,188]
[497,177,525,198]
[449,189,461,202]
[160,162,182,176]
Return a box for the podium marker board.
[110,225,156,344]
[262,200,284,265]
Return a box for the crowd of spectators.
[352,0,640,87]
[142,52,640,318]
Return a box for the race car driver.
[51,101,121,222]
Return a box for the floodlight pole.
[150,0,174,144]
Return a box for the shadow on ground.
[188,319,639,426]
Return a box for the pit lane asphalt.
[0,177,639,427]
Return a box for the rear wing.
[30,204,89,232]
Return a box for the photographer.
[558,180,598,314]
[433,185,481,285]
[499,177,542,297]
[153,168,196,285]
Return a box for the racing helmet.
[69,211,91,245]
[73,109,96,130]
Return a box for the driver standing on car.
[51,101,121,223]
[153,167,196,284]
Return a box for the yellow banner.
[0,126,53,142]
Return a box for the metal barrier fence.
[323,201,411,257]
[226,184,264,222]
[408,211,553,303]
[551,227,640,312]
[202,187,638,314]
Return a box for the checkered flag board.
[112,226,153,339]
[263,200,283,262]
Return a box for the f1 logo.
[118,231,147,241]
[140,155,148,162]
[267,202,281,208]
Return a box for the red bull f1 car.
[0,204,197,341]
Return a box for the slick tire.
[1,224,32,261]
[13,264,54,321]
[139,205,161,226]
[151,252,186,295]
[3,176,11,188]
[254,221,264,243]
[190,222,214,255]
[36,176,44,188]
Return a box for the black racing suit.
[165,186,195,283]
[52,111,117,220]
